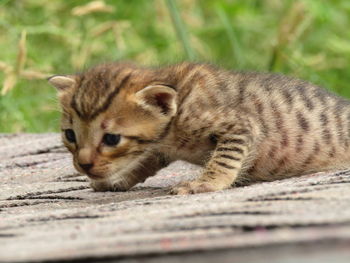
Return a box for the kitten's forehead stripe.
[71,66,132,120]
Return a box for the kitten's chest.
[161,128,215,165]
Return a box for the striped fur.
[50,62,350,194]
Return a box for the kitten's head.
[49,63,177,183]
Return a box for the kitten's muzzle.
[77,162,105,179]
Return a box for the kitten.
[49,62,350,194]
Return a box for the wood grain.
[1,134,350,262]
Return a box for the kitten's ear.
[48,75,76,92]
[136,85,177,116]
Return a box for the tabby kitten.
[49,62,350,194]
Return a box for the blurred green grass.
[1,0,350,132]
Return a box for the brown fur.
[49,62,350,194]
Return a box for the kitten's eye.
[102,133,121,146]
[65,129,76,143]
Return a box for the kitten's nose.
[78,163,93,172]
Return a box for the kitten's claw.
[169,180,218,195]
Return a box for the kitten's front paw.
[90,179,131,192]
[90,180,112,192]
[170,180,219,195]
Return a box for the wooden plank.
[0,134,350,262]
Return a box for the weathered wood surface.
[1,133,350,263]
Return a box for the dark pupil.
[103,134,120,146]
[65,129,76,143]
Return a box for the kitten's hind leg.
[170,119,259,195]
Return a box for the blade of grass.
[165,0,195,60]
[268,2,306,71]
[215,4,244,68]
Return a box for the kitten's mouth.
[74,163,107,180]
[84,171,105,180]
